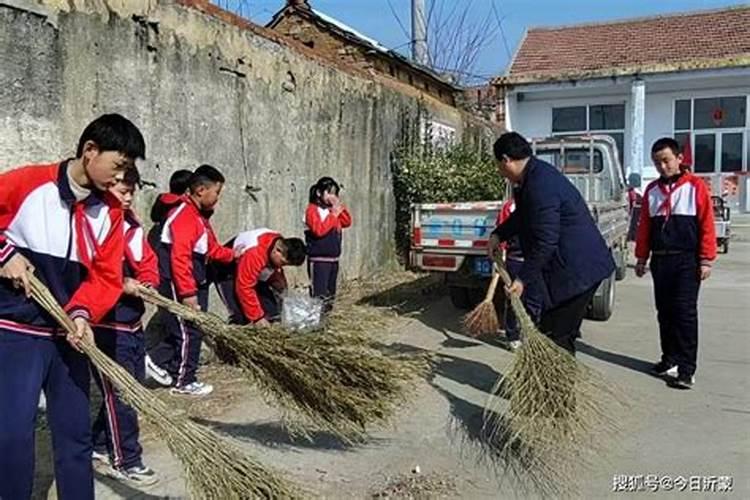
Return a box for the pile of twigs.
[479,263,626,497]
[138,285,427,443]
[29,275,298,500]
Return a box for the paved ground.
[34,217,750,499]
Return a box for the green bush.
[391,140,505,257]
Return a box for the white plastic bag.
[281,289,324,331]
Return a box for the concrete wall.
[0,0,492,281]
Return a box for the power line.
[491,0,513,61]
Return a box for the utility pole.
[412,0,428,65]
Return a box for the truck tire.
[587,273,615,321]
[449,286,471,310]
[614,247,627,281]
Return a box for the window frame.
[672,95,749,173]
[551,103,626,167]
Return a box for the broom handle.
[484,270,501,302]
[135,284,225,325]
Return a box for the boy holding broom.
[148,165,236,396]
[636,137,716,389]
[91,167,160,485]
[216,229,307,326]
[0,113,145,500]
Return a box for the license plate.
[473,257,492,276]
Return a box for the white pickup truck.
[408,135,630,321]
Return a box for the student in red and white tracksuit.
[91,170,159,485]
[496,197,544,347]
[148,165,235,396]
[215,229,307,326]
[636,138,716,389]
[305,177,352,310]
[0,113,145,500]
[147,168,193,253]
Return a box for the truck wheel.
[449,286,471,310]
[614,248,627,281]
[587,273,615,321]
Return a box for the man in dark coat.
[489,132,615,354]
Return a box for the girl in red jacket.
[304,177,352,310]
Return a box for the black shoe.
[650,361,678,378]
[668,373,695,390]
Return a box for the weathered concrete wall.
[0,0,494,280]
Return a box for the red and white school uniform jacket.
[97,211,159,332]
[635,172,717,265]
[159,197,233,300]
[0,161,124,336]
[304,203,352,261]
[233,229,283,323]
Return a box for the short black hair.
[76,113,146,160]
[493,132,532,161]
[189,164,225,192]
[280,238,307,266]
[309,176,341,203]
[120,167,142,188]
[651,137,681,156]
[169,169,193,194]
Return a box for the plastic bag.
[281,290,324,332]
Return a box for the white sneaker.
[92,450,110,466]
[145,355,173,387]
[170,381,213,396]
[508,340,522,352]
[37,393,47,412]
[100,464,159,487]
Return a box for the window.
[694,134,716,173]
[722,133,744,172]
[552,107,586,132]
[674,96,749,173]
[589,104,625,130]
[694,97,746,129]
[552,104,625,166]
[537,148,604,174]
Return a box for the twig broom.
[137,285,427,443]
[463,266,502,337]
[473,260,626,497]
[28,275,299,500]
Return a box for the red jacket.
[0,162,124,331]
[234,229,283,322]
[304,203,352,259]
[160,197,233,299]
[124,211,159,287]
[98,211,159,328]
[635,172,716,264]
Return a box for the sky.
[216,0,745,82]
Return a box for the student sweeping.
[91,168,159,485]
[635,137,716,389]
[0,113,145,500]
[304,177,352,310]
[144,169,192,385]
[148,165,235,396]
[216,229,306,326]
[147,168,192,251]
